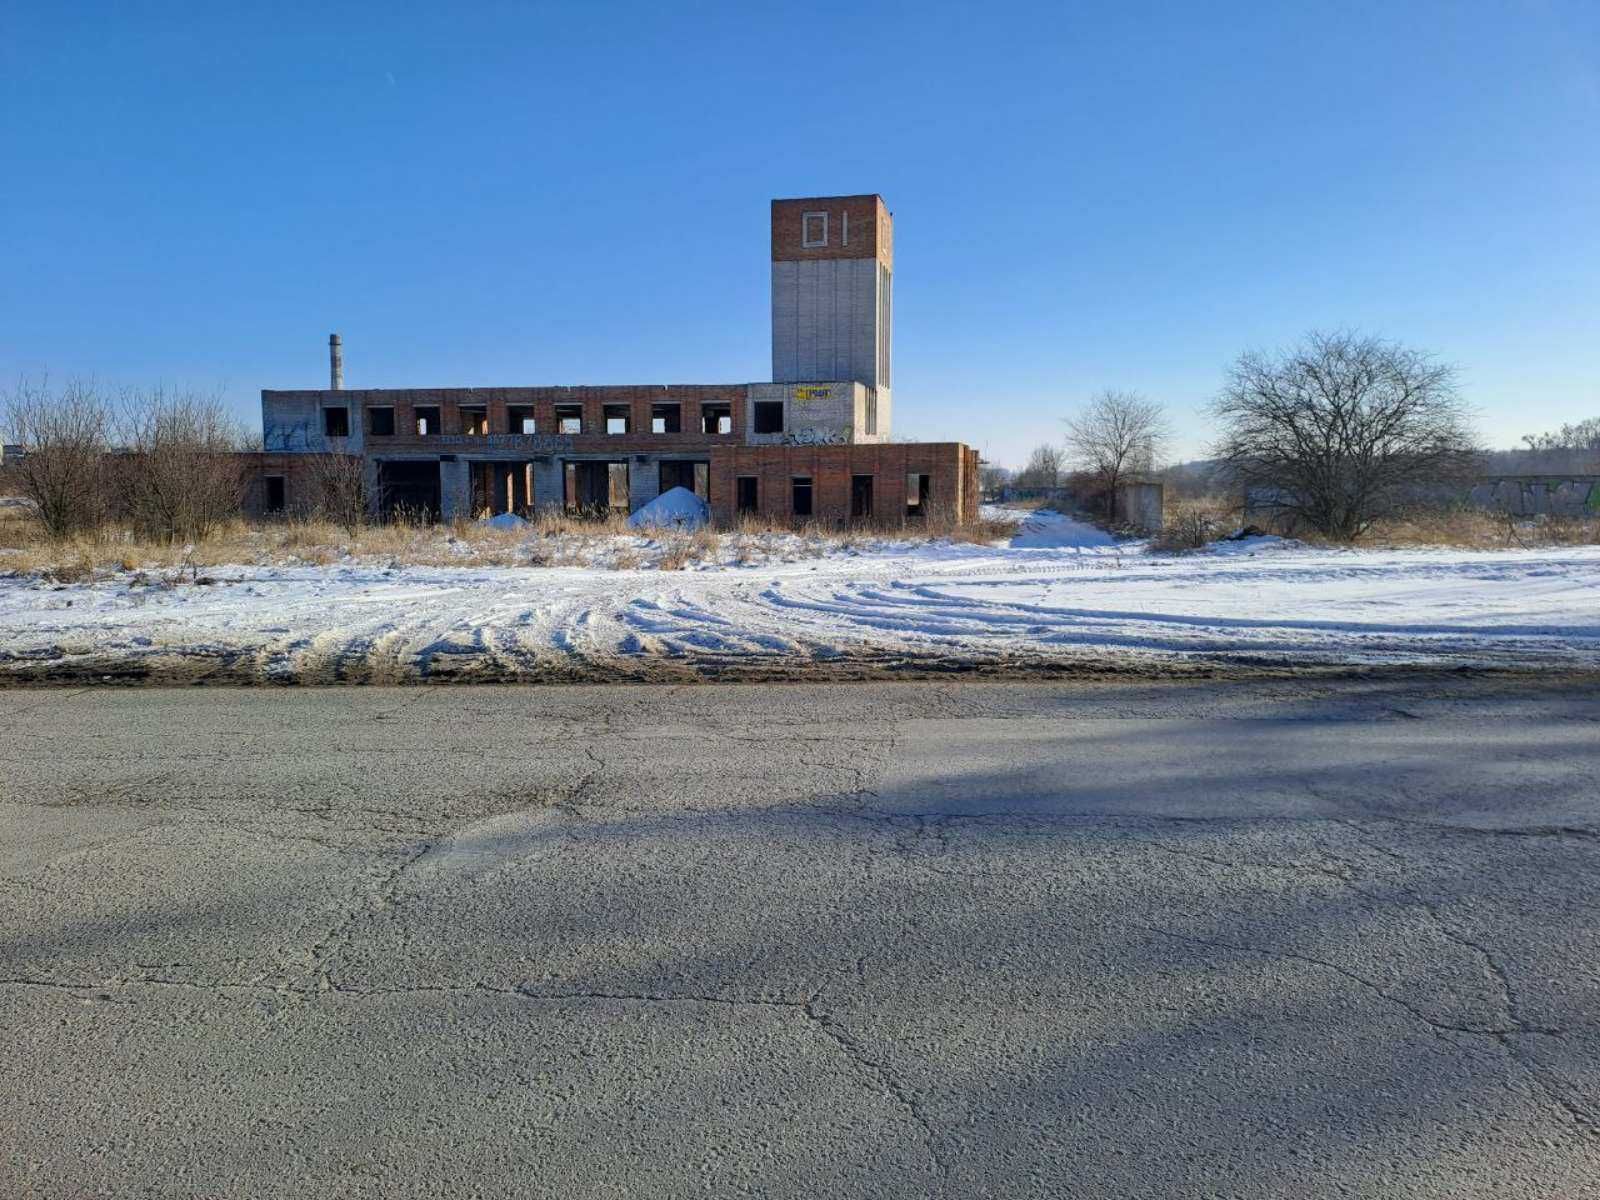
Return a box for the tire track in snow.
[5,543,1600,683]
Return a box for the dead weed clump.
[657,536,694,571]
[1151,499,1234,553]
[1343,508,1600,550]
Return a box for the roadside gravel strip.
[3,527,1600,683]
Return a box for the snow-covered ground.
[3,509,1598,682]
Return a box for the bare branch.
[1013,443,1065,489]
[1063,389,1170,518]
[2,375,113,538]
[1210,331,1481,541]
[116,387,250,542]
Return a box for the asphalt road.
[4,678,1600,1198]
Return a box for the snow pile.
[628,487,709,531]
[479,512,529,531]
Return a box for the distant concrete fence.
[1246,474,1600,528]
[1463,475,1600,517]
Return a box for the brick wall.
[239,452,348,517]
[771,195,892,267]
[264,385,749,455]
[709,443,976,526]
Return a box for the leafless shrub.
[689,526,720,561]
[1012,443,1064,489]
[1211,331,1481,542]
[1064,389,1170,519]
[1523,417,1600,458]
[43,555,96,585]
[117,387,250,542]
[658,536,693,571]
[3,376,113,538]
[1152,500,1227,552]
[303,452,370,533]
[978,463,1012,495]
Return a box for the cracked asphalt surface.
[3,677,1600,1197]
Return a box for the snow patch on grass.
[3,531,1599,682]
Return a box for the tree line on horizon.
[992,330,1596,542]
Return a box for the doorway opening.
[658,460,709,499]
[564,460,630,514]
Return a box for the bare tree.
[304,452,373,532]
[2,375,113,538]
[1064,390,1170,518]
[1523,417,1600,457]
[117,387,250,541]
[1014,443,1064,489]
[978,462,1012,495]
[1210,331,1480,541]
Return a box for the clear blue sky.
[2,0,1595,467]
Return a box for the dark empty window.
[736,476,758,515]
[701,403,732,435]
[507,406,535,434]
[367,407,395,436]
[753,402,784,435]
[651,403,681,434]
[323,406,349,438]
[851,474,873,520]
[414,406,440,436]
[461,408,488,435]
[792,476,813,518]
[604,404,630,435]
[906,472,930,517]
[264,476,286,513]
[556,404,583,435]
[659,460,709,498]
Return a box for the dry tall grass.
[1352,508,1600,550]
[0,495,1026,582]
[1151,499,1232,552]
[1147,496,1600,553]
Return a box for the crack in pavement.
[0,970,951,1172]
[1139,924,1598,1136]
[1329,816,1600,1134]
[1119,833,1361,882]
[299,838,439,993]
[801,985,949,1184]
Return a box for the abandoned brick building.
[251,194,978,526]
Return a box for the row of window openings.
[741,473,930,520]
[324,403,735,439]
[266,471,930,519]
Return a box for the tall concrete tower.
[770,195,892,410]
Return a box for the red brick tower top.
[771,195,893,268]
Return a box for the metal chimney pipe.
[329,333,343,390]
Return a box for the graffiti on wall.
[784,426,848,446]
[435,433,574,454]
[264,420,316,451]
[1466,476,1600,516]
